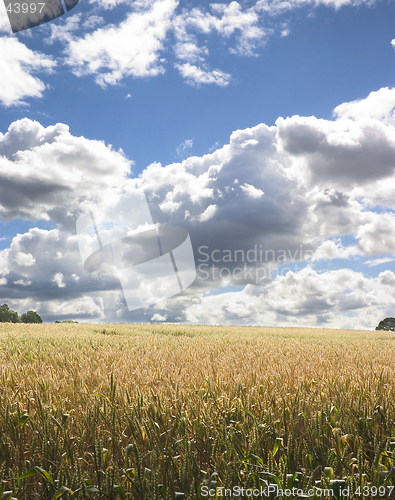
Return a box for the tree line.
[0,304,42,323]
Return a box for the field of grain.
[0,323,394,499]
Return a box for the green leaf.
[15,414,30,428]
[238,453,265,467]
[102,448,109,464]
[16,468,37,480]
[87,487,100,493]
[272,437,283,456]
[34,466,53,484]
[51,486,73,500]
[144,467,151,479]
[113,485,126,500]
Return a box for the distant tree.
[21,310,42,323]
[0,304,20,323]
[55,320,78,323]
[375,317,395,331]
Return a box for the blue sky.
[1,0,395,327]
[3,0,395,169]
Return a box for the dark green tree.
[21,310,42,323]
[375,317,395,331]
[0,304,20,323]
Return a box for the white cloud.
[365,257,395,267]
[175,63,231,86]
[47,13,82,44]
[0,0,385,101]
[53,272,66,288]
[184,266,395,329]
[311,240,360,261]
[151,313,168,321]
[276,114,395,185]
[241,183,264,198]
[0,118,132,222]
[255,0,378,15]
[0,227,117,321]
[15,252,36,267]
[82,15,105,30]
[3,86,395,325]
[198,204,217,222]
[14,278,32,286]
[176,138,193,159]
[356,213,395,256]
[334,87,395,123]
[40,296,105,319]
[0,37,56,107]
[174,41,208,63]
[88,0,134,10]
[65,0,178,87]
[177,2,266,56]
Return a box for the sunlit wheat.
[0,323,394,499]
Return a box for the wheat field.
[0,323,394,499]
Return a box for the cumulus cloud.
[183,267,395,329]
[151,313,168,321]
[0,37,56,107]
[334,87,395,123]
[240,183,264,198]
[15,252,36,267]
[0,0,386,105]
[0,0,376,96]
[2,86,395,325]
[356,213,395,256]
[311,240,360,261]
[277,115,395,186]
[53,272,66,288]
[65,0,177,87]
[0,118,132,223]
[0,227,122,321]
